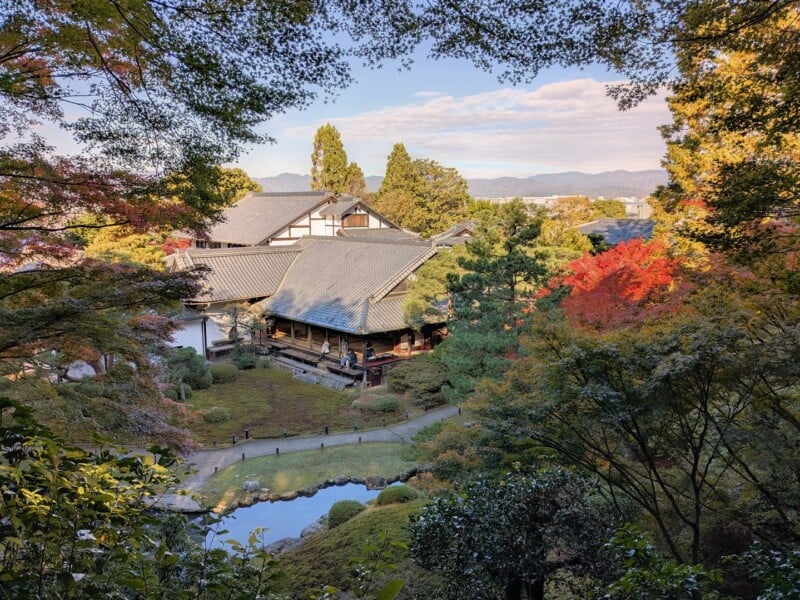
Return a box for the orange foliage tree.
[545,238,689,330]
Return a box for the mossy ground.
[198,442,419,509]
[182,368,414,447]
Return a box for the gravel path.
[178,405,460,494]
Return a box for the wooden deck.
[279,347,320,366]
[271,355,355,390]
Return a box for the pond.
[203,482,387,549]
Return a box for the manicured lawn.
[184,367,413,447]
[199,442,418,509]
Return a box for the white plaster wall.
[169,320,206,356]
[310,217,328,235]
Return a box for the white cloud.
[284,78,671,177]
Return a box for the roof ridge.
[184,246,301,257]
[301,235,432,248]
[249,191,328,198]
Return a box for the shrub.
[351,396,398,413]
[185,369,213,390]
[256,357,271,369]
[165,347,212,390]
[375,484,418,506]
[210,363,239,384]
[327,500,366,528]
[386,353,448,408]
[232,346,257,370]
[203,406,231,423]
[164,383,193,401]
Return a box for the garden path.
[171,405,460,505]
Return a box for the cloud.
[286,79,671,177]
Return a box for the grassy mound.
[375,484,418,506]
[328,500,366,528]
[274,500,428,598]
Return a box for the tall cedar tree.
[310,123,349,194]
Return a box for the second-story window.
[342,213,368,228]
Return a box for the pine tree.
[310,123,349,194]
[345,162,367,197]
[373,143,422,223]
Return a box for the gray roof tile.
[317,196,360,216]
[167,246,300,302]
[206,192,329,245]
[261,237,436,334]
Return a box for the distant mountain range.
[253,169,668,199]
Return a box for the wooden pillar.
[290,321,295,342]
[308,325,313,349]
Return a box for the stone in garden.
[333,475,350,485]
[300,520,324,537]
[242,480,260,492]
[365,475,387,489]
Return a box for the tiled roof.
[429,221,477,246]
[317,196,360,216]
[166,246,300,302]
[260,237,437,334]
[337,228,419,241]
[577,218,655,246]
[205,192,330,245]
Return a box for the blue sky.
[237,54,672,179]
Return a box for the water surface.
[204,482,385,549]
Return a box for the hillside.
[253,169,667,199]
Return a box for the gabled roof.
[577,218,655,246]
[258,237,437,334]
[317,196,361,216]
[165,246,300,303]
[205,191,331,245]
[429,221,477,246]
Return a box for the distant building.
[429,221,477,246]
[577,218,655,246]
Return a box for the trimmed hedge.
[327,500,366,528]
[203,406,231,423]
[210,363,239,384]
[351,396,398,413]
[375,484,419,506]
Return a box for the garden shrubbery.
[386,353,448,408]
[203,406,231,423]
[232,346,257,370]
[327,500,366,528]
[164,347,213,390]
[351,396,398,413]
[164,384,193,401]
[210,363,239,384]
[375,484,418,506]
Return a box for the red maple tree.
[548,238,690,330]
